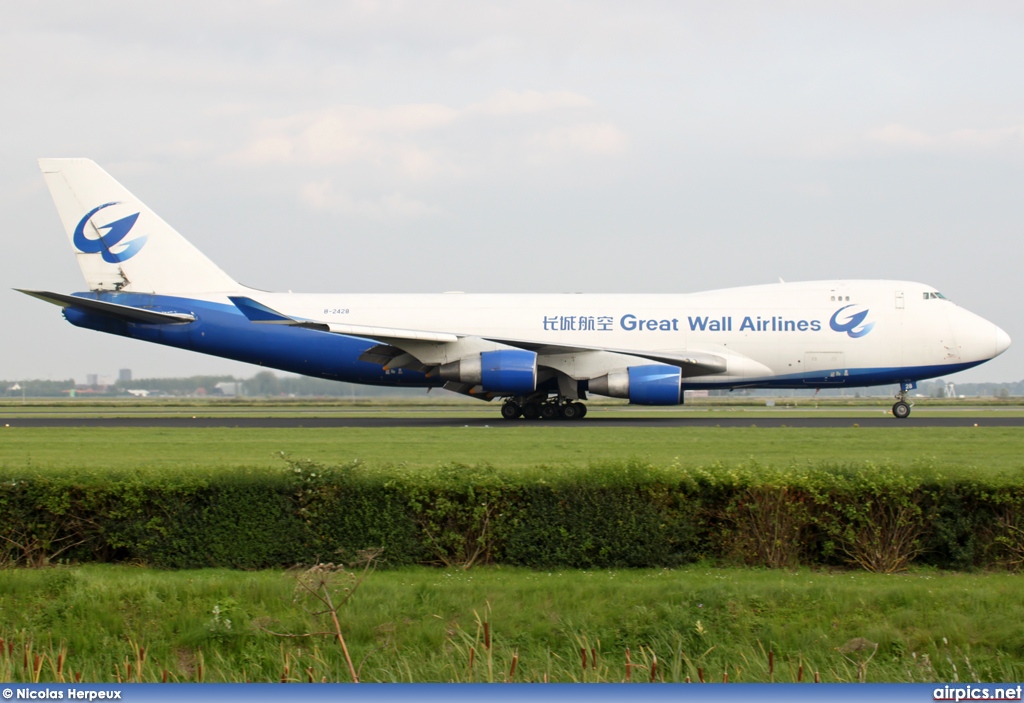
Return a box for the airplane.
[20,158,1011,420]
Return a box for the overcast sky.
[3,1,1022,384]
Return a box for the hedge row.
[2,461,1023,571]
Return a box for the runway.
[3,415,1022,428]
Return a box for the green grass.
[3,397,1024,418]
[0,565,1022,683]
[1,426,1023,474]
[1,404,1020,683]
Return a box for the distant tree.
[245,371,281,396]
[113,375,237,395]
[1,379,76,398]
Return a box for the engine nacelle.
[588,364,683,405]
[439,349,537,394]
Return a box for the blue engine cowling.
[481,349,537,393]
[589,364,682,405]
[627,365,682,405]
[439,349,538,394]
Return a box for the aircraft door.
[802,351,848,385]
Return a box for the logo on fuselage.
[73,202,148,263]
[830,305,874,338]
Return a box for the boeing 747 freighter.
[20,159,1011,420]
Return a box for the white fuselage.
[243,279,1008,389]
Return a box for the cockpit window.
[923,292,947,300]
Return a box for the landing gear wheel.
[561,402,583,420]
[575,402,587,419]
[500,402,522,420]
[521,403,541,420]
[540,403,560,420]
[892,401,911,419]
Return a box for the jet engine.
[439,349,538,394]
[588,364,683,405]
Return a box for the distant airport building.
[214,381,243,397]
[119,368,132,382]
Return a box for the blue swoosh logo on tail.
[73,202,148,263]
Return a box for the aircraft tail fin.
[38,158,239,294]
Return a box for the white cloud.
[866,123,934,149]
[945,125,1024,150]
[525,122,628,156]
[235,136,295,163]
[231,104,457,165]
[226,91,623,178]
[226,105,460,180]
[785,181,832,199]
[866,122,1024,153]
[469,90,593,116]
[299,180,441,219]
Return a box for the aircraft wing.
[17,289,196,324]
[483,337,727,377]
[229,296,727,377]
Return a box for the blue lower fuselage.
[63,292,984,393]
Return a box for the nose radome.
[995,325,1012,356]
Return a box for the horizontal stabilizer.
[17,289,195,325]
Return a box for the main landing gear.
[892,384,913,419]
[500,395,588,421]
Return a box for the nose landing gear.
[892,381,915,419]
[892,399,911,419]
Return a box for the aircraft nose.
[995,325,1011,356]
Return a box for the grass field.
[2,426,1023,474]
[3,397,1024,419]
[1,565,1022,683]
[2,400,1022,683]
